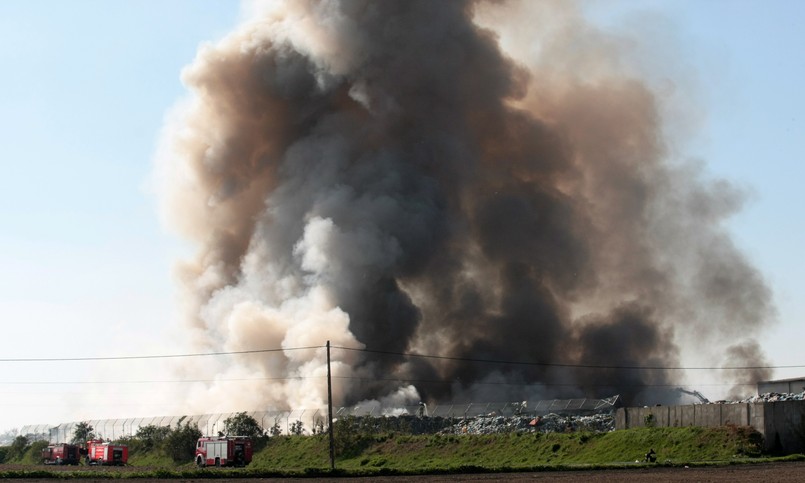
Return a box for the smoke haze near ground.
[154,0,774,412]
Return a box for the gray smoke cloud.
[154,0,774,411]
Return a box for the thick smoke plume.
[155,0,773,411]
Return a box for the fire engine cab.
[195,436,252,467]
[41,444,81,465]
[84,439,128,466]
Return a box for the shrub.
[70,422,95,444]
[24,441,49,464]
[135,425,172,452]
[333,416,376,458]
[289,420,305,436]
[7,435,29,461]
[164,417,202,463]
[223,412,264,438]
[269,421,282,437]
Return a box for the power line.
[331,345,805,371]
[0,346,319,363]
[0,376,322,385]
[0,377,755,388]
[3,343,803,371]
[332,375,756,388]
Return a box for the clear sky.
[0,0,802,434]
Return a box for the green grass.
[250,433,332,469]
[0,426,796,478]
[231,425,770,472]
[323,426,766,472]
[126,449,176,467]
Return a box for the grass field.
[2,424,797,478]
[248,425,767,471]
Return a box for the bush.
[7,435,29,461]
[163,417,202,463]
[71,422,95,445]
[333,416,377,458]
[290,420,305,436]
[135,425,171,452]
[269,422,282,437]
[223,412,264,438]
[24,441,49,464]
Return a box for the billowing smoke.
[154,0,774,411]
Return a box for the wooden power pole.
[327,340,335,470]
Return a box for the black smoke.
[156,0,773,410]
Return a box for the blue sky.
[0,0,238,354]
[0,0,242,432]
[637,0,805,373]
[0,1,802,433]
[583,2,805,371]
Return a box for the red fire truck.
[84,439,128,465]
[194,436,252,467]
[41,444,81,465]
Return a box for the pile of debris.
[438,412,615,435]
[335,414,459,435]
[535,412,615,433]
[333,406,618,436]
[439,416,531,435]
[726,391,805,404]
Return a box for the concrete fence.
[616,401,805,454]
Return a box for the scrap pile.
[439,412,615,435]
[726,391,805,404]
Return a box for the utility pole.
[327,340,335,470]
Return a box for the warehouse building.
[757,377,805,395]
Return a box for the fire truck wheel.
[196,455,205,468]
[215,457,221,467]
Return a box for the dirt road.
[4,460,805,482]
